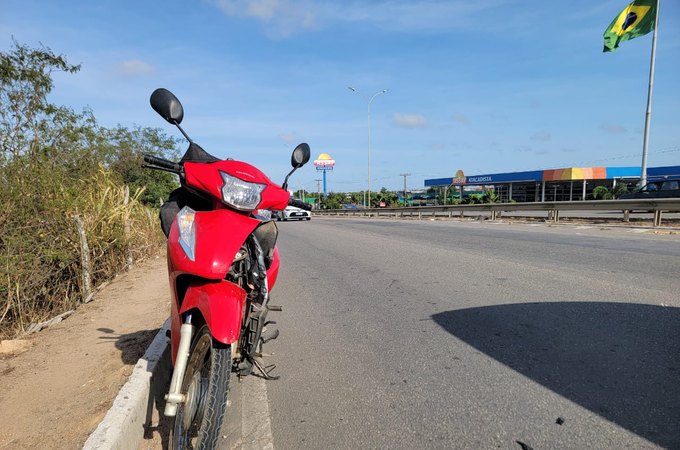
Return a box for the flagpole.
[639,0,660,187]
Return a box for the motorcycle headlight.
[220,171,266,211]
[177,206,196,261]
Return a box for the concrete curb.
[83,320,171,450]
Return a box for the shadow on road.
[98,327,160,365]
[98,327,173,449]
[432,301,680,449]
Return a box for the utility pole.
[399,173,411,206]
[315,179,322,207]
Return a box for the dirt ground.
[0,257,170,450]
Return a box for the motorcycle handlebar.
[143,155,183,174]
[288,197,312,211]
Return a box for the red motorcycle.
[143,88,311,449]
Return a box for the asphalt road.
[263,218,680,449]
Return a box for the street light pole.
[348,87,389,208]
[315,179,322,207]
[399,172,411,205]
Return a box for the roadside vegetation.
[307,186,500,209]
[592,184,629,200]
[311,183,634,210]
[0,41,178,338]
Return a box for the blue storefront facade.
[424,165,680,202]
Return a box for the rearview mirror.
[282,143,311,190]
[150,88,184,125]
[291,143,311,169]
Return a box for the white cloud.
[452,113,470,126]
[246,0,280,20]
[117,59,154,76]
[207,0,511,37]
[392,113,427,128]
[332,0,510,31]
[208,0,318,37]
[278,131,298,143]
[531,131,552,142]
[600,124,627,135]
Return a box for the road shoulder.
[0,257,169,450]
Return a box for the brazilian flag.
[603,0,657,52]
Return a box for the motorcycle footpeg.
[260,328,279,344]
[267,304,283,312]
[237,359,253,376]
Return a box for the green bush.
[592,184,629,200]
[483,189,499,203]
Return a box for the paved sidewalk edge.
[83,320,171,450]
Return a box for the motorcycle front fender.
[168,208,260,280]
[177,280,246,347]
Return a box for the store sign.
[467,176,493,183]
[452,169,466,185]
[314,153,335,171]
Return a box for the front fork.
[164,314,194,417]
[163,307,279,417]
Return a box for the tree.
[0,39,81,161]
[105,126,180,205]
[483,188,499,203]
[0,41,172,338]
[347,191,361,205]
[375,187,398,207]
[464,193,482,204]
[321,191,344,209]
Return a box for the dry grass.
[0,166,163,339]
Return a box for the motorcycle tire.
[170,324,231,450]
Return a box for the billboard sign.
[314,153,335,171]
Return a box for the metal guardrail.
[313,199,680,227]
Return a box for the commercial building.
[424,165,680,202]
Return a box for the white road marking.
[240,376,274,450]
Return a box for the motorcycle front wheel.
[171,324,232,450]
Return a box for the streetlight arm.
[348,86,369,102]
[368,89,389,106]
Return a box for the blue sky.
[2,0,679,193]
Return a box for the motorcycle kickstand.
[251,357,280,380]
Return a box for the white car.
[279,205,311,221]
